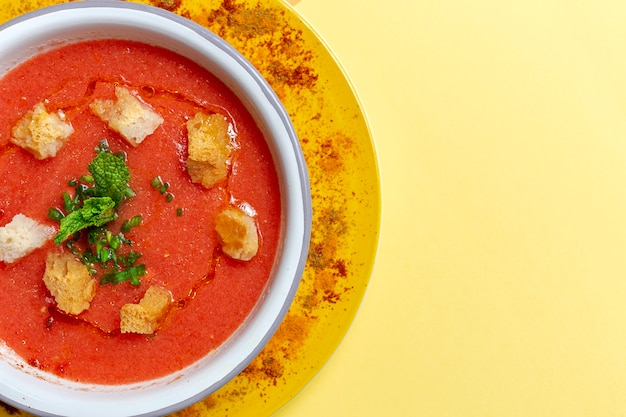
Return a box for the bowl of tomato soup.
[0,2,311,416]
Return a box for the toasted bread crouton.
[0,214,55,263]
[120,286,172,334]
[186,112,233,188]
[10,102,74,159]
[43,252,96,315]
[215,207,258,261]
[90,86,163,147]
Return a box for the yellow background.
[280,1,626,416]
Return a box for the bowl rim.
[0,2,312,416]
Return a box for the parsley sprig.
[48,140,146,286]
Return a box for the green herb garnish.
[47,207,65,222]
[49,140,145,286]
[53,197,116,245]
[100,264,146,286]
[151,175,177,208]
[151,176,163,190]
[121,215,142,233]
[88,150,134,207]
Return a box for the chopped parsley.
[49,140,146,286]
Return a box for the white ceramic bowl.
[0,2,311,416]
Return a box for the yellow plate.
[0,0,380,416]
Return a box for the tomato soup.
[0,40,281,384]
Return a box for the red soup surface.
[0,40,281,384]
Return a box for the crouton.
[43,252,96,315]
[10,102,74,159]
[90,86,163,147]
[215,207,258,261]
[0,214,55,263]
[120,286,172,334]
[186,112,233,188]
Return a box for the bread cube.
[0,213,55,263]
[120,286,172,334]
[186,112,233,188]
[43,252,96,315]
[90,86,163,146]
[11,102,74,159]
[215,207,259,261]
